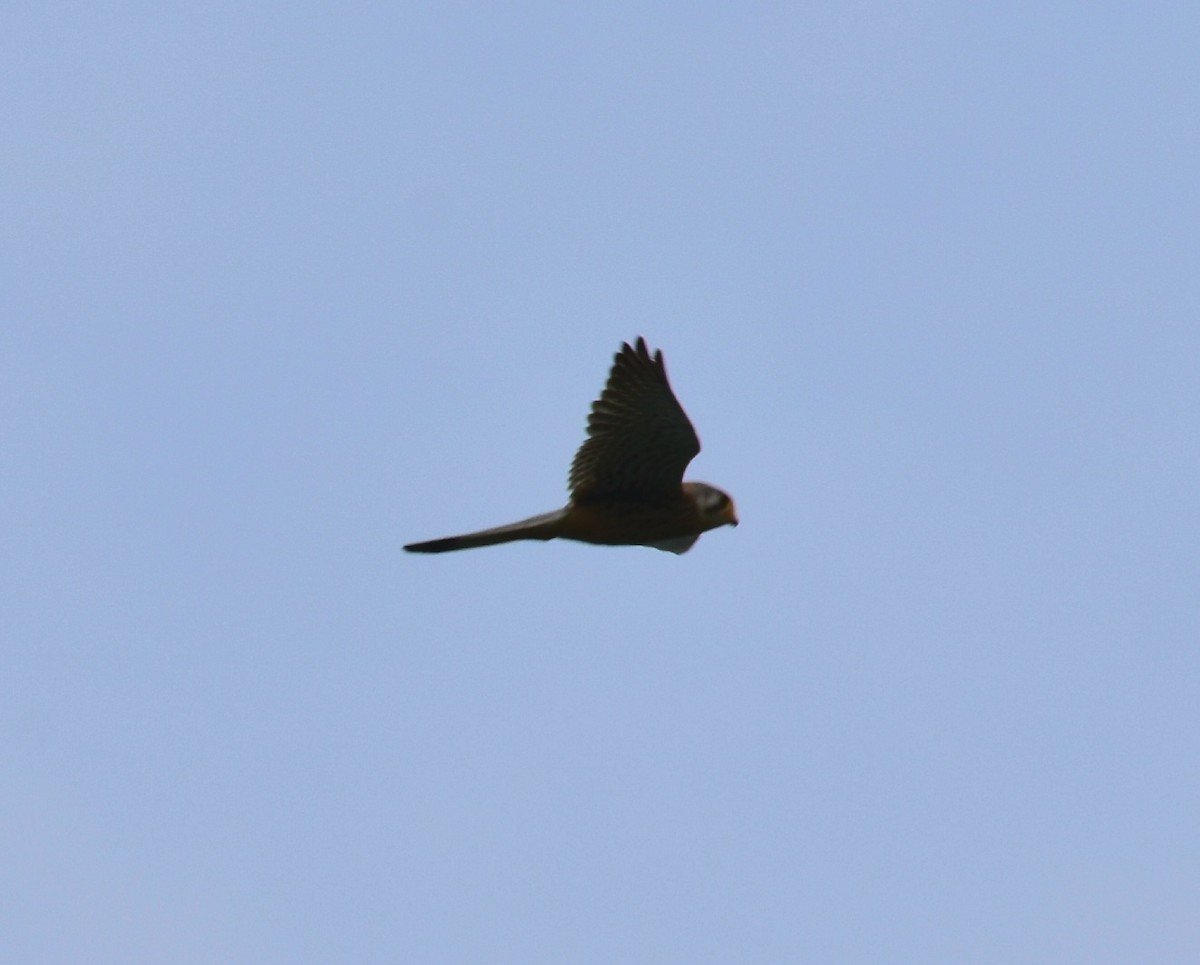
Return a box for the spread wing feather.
[568,338,700,501]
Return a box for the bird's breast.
[558,495,703,547]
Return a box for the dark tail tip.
[404,539,456,553]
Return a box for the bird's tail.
[404,508,567,554]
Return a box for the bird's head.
[685,482,739,531]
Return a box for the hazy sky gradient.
[4,3,1198,962]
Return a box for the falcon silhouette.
[405,338,737,554]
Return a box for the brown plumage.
[404,338,737,555]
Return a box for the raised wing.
[568,338,701,502]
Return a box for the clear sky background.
[4,3,1198,962]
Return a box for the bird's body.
[405,339,737,555]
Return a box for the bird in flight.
[405,338,737,555]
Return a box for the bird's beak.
[726,505,739,527]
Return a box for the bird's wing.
[568,338,701,502]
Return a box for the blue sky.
[4,3,1198,962]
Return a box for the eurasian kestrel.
[404,337,738,554]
